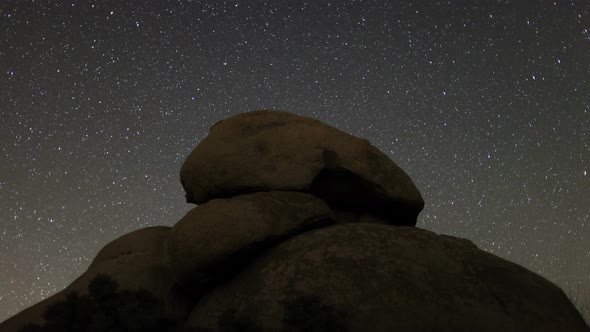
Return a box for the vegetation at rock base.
[19,272,587,331]
[17,274,350,332]
[214,296,350,332]
[18,274,192,332]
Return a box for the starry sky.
[1,0,589,322]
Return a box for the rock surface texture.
[2,110,588,332]
[189,224,586,332]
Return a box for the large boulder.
[167,191,334,298]
[180,110,424,226]
[187,224,589,332]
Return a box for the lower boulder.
[167,191,334,299]
[187,224,589,332]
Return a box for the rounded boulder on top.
[180,110,425,226]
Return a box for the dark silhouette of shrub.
[22,275,351,332]
[41,292,94,332]
[217,308,262,332]
[16,324,43,332]
[212,296,349,332]
[18,274,191,332]
[282,296,349,332]
[88,273,118,303]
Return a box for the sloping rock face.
[0,226,175,332]
[180,110,424,226]
[2,110,588,332]
[188,224,588,332]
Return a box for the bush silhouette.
[19,274,188,332]
[20,275,352,332]
[213,296,349,332]
[88,273,118,303]
[217,308,262,332]
[282,296,349,332]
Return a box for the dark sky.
[1,0,589,321]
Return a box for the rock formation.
[2,110,588,332]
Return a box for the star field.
[1,0,589,322]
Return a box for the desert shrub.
[88,273,118,303]
[282,296,349,332]
[19,274,189,332]
[213,296,349,332]
[42,292,94,332]
[17,324,43,332]
[217,308,262,332]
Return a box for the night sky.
[1,0,589,322]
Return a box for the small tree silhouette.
[17,324,43,332]
[217,308,262,332]
[212,296,350,332]
[19,274,191,332]
[42,292,94,332]
[282,296,349,332]
[88,273,118,302]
